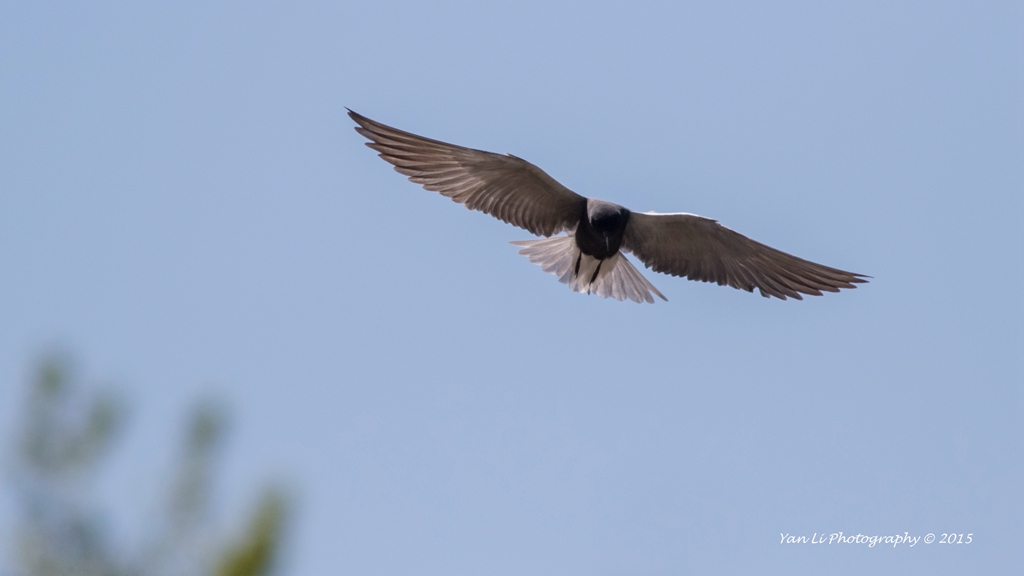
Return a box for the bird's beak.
[604,232,610,251]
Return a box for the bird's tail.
[511,235,667,303]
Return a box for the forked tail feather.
[511,235,667,303]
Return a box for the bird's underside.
[348,109,868,303]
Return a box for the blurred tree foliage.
[7,352,289,576]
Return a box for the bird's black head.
[577,200,630,257]
[587,200,630,235]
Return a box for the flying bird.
[349,109,867,303]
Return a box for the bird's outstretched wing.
[349,110,587,237]
[622,212,868,300]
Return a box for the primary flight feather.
[349,109,867,303]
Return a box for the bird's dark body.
[576,199,630,259]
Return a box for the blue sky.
[1,1,1021,574]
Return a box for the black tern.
[349,109,867,303]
